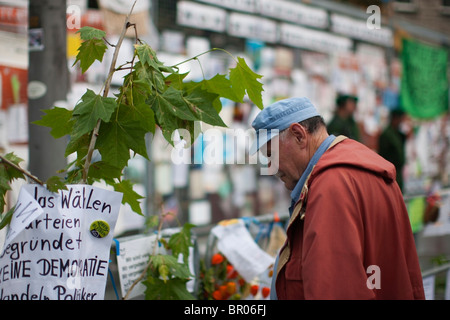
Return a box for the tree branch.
[0,155,44,185]
[81,1,137,183]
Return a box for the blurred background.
[0,0,449,298]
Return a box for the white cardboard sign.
[0,184,122,300]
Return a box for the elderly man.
[251,97,424,300]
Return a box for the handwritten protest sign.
[0,184,122,300]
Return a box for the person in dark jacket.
[327,94,360,142]
[378,109,407,191]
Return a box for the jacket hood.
[312,137,396,182]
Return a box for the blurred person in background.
[378,109,408,191]
[327,93,361,142]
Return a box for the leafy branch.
[81,2,136,184]
[0,1,264,300]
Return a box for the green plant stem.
[170,47,236,68]
[0,155,44,185]
[81,1,137,183]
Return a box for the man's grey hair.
[279,116,326,141]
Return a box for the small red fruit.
[211,253,224,265]
[261,287,270,298]
[250,284,259,296]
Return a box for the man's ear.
[289,123,308,147]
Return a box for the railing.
[422,262,450,300]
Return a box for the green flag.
[400,38,449,119]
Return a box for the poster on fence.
[0,184,122,300]
[115,234,159,299]
[115,230,196,299]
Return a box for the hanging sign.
[400,39,449,119]
[280,23,352,54]
[258,0,328,29]
[331,14,393,47]
[177,1,227,33]
[228,12,277,43]
[0,184,122,300]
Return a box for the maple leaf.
[72,89,117,139]
[87,161,123,183]
[143,276,195,300]
[201,74,240,102]
[0,153,25,213]
[33,107,73,138]
[96,106,149,169]
[0,205,15,229]
[76,26,106,40]
[135,43,174,73]
[73,38,107,74]
[229,57,264,109]
[73,27,108,74]
[183,86,226,127]
[168,223,195,265]
[161,87,200,121]
[45,176,68,193]
[149,93,194,144]
[113,180,144,216]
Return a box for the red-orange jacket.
[275,137,425,299]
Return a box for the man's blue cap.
[250,97,319,155]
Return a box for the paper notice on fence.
[212,219,274,283]
[116,230,196,299]
[0,184,122,300]
[115,234,159,299]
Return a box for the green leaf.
[112,180,144,215]
[159,264,170,283]
[143,277,195,300]
[45,176,68,193]
[149,94,187,144]
[169,223,195,265]
[0,153,25,181]
[134,61,165,93]
[135,43,174,73]
[229,57,264,109]
[72,89,117,139]
[0,176,11,214]
[33,107,73,138]
[164,72,189,90]
[0,205,15,229]
[87,161,123,182]
[201,74,240,102]
[161,87,200,121]
[183,86,226,127]
[123,102,156,134]
[135,44,160,69]
[76,26,106,40]
[73,38,108,73]
[0,153,25,213]
[151,254,192,280]
[146,215,159,229]
[65,133,90,159]
[96,106,149,169]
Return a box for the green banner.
[400,39,449,119]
